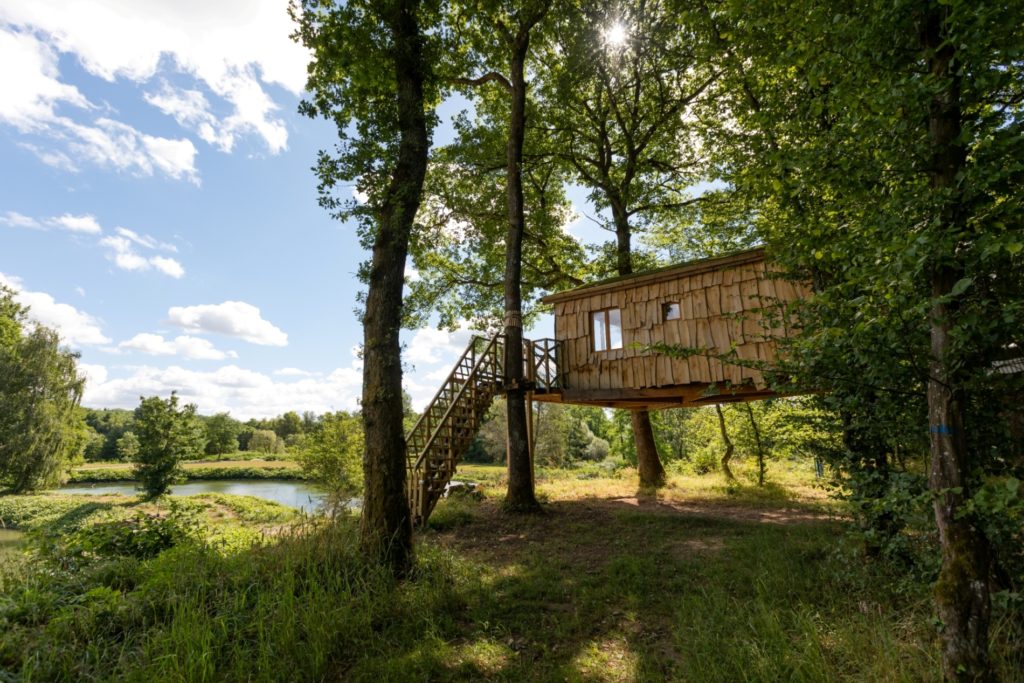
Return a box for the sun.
[604,22,628,48]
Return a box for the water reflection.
[58,479,329,511]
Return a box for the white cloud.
[78,362,108,385]
[151,256,185,278]
[404,324,476,365]
[82,362,362,420]
[168,301,288,346]
[274,367,321,377]
[119,332,238,360]
[561,205,583,236]
[0,27,200,182]
[0,271,110,346]
[99,234,185,278]
[18,142,77,171]
[75,286,85,297]
[49,213,102,234]
[115,227,176,252]
[0,27,90,131]
[0,211,41,229]
[1,0,308,157]
[62,116,199,184]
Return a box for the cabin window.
[663,302,681,321]
[591,308,623,351]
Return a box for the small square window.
[663,302,681,321]
[591,308,623,351]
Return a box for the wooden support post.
[526,390,536,488]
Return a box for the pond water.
[57,479,329,511]
[0,528,25,555]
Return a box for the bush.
[690,447,720,475]
[53,505,202,562]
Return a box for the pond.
[57,479,330,511]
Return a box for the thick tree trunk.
[359,0,430,576]
[612,203,667,488]
[715,404,735,481]
[923,7,991,680]
[632,410,666,487]
[503,28,541,513]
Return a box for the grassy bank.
[1,473,1020,681]
[68,459,307,484]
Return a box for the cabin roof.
[541,247,766,305]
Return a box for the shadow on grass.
[1,494,953,682]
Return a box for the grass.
[68,460,306,484]
[0,469,1020,681]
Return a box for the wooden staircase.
[404,333,564,526]
[405,334,505,526]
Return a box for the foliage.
[0,287,88,492]
[115,431,140,461]
[67,464,309,484]
[247,429,283,454]
[132,393,206,499]
[81,408,136,461]
[467,401,614,468]
[40,504,203,565]
[203,412,242,455]
[297,411,364,496]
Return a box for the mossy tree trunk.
[923,6,991,679]
[359,0,430,576]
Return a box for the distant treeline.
[81,408,314,462]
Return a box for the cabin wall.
[553,260,807,392]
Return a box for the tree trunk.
[503,27,541,513]
[715,404,735,481]
[632,410,666,487]
[612,199,667,489]
[745,403,765,486]
[359,0,430,576]
[923,7,991,680]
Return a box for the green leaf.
[950,277,972,296]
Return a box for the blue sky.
[0,1,608,419]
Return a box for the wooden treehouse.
[405,248,809,524]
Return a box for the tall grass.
[1,479,1019,681]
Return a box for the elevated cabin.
[532,248,809,410]
[404,247,809,523]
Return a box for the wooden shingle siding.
[541,250,809,393]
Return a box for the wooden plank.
[646,299,658,328]
[739,279,760,310]
[664,319,680,345]
[657,354,673,386]
[671,355,690,384]
[681,291,695,320]
[706,285,722,316]
[692,288,708,318]
[697,319,714,348]
[757,276,777,300]
[714,318,734,350]
[722,284,742,313]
